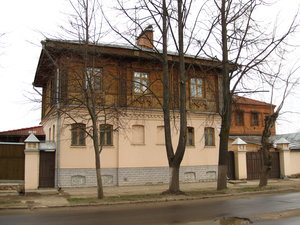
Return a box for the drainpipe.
[42,43,61,188]
[55,67,61,189]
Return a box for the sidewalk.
[1,179,300,210]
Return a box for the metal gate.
[0,143,25,180]
[39,151,55,188]
[246,151,280,180]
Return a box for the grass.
[106,193,163,201]
[0,199,21,205]
[67,198,98,204]
[64,186,280,204]
[235,186,276,192]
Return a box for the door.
[227,151,235,180]
[39,151,55,188]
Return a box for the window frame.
[100,124,113,146]
[190,78,203,98]
[85,67,103,91]
[251,111,259,126]
[186,127,195,146]
[235,110,244,126]
[204,127,215,147]
[133,72,149,94]
[71,123,86,146]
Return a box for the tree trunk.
[259,166,270,187]
[259,146,272,187]
[217,119,230,190]
[161,0,187,195]
[96,166,104,199]
[259,113,278,187]
[162,165,183,195]
[217,0,231,191]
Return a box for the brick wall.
[57,165,218,187]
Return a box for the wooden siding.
[40,52,220,119]
[0,144,25,180]
[246,151,280,180]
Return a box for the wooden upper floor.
[34,39,226,119]
[230,96,276,136]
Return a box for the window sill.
[70,145,86,149]
[186,145,195,148]
[204,145,216,148]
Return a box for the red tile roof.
[0,126,45,136]
[233,95,276,107]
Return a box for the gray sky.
[0,0,299,134]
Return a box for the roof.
[274,137,290,144]
[230,135,262,145]
[40,142,56,150]
[230,133,300,150]
[24,134,40,143]
[233,95,275,107]
[231,137,247,145]
[0,126,45,136]
[272,133,300,150]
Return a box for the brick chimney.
[136,25,154,49]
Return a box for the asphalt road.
[1,192,300,225]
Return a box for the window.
[85,67,102,90]
[186,127,194,146]
[49,127,51,141]
[235,110,244,126]
[132,125,145,145]
[251,112,259,126]
[52,125,55,142]
[133,72,149,94]
[71,123,86,146]
[100,124,113,146]
[190,78,203,97]
[204,127,215,146]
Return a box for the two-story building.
[30,27,228,189]
[228,95,280,180]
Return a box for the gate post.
[24,134,40,190]
[232,138,247,180]
[276,138,290,178]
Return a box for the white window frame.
[190,78,203,98]
[85,67,102,90]
[133,72,149,94]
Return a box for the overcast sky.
[0,0,299,134]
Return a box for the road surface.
[1,192,300,225]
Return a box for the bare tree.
[259,56,300,187]
[108,0,203,194]
[41,0,116,199]
[202,0,299,190]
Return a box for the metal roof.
[24,134,40,143]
